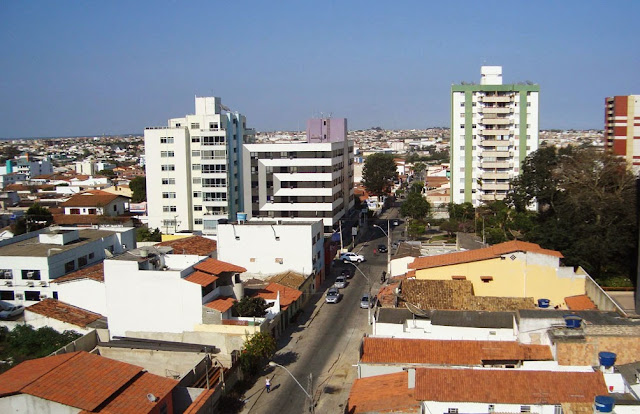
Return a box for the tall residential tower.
[144,97,254,235]
[450,66,539,205]
[604,95,640,173]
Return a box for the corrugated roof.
[409,240,563,270]
[26,299,104,328]
[194,258,246,276]
[347,372,419,414]
[361,337,552,365]
[53,262,104,284]
[204,296,235,313]
[184,271,219,287]
[415,368,608,404]
[156,236,217,256]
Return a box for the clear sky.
[1,1,638,138]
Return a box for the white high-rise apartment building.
[145,97,254,235]
[242,118,355,234]
[450,66,539,205]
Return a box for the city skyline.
[1,1,639,138]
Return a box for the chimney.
[407,368,415,389]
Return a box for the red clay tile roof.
[415,368,608,404]
[0,351,143,411]
[565,294,597,310]
[61,190,127,208]
[185,271,219,287]
[53,262,104,283]
[347,371,419,414]
[183,388,216,414]
[194,258,246,276]
[156,236,217,256]
[254,282,302,310]
[204,296,235,312]
[26,299,104,328]
[86,371,178,414]
[409,240,563,270]
[377,282,400,308]
[361,337,552,365]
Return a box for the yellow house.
[408,241,587,308]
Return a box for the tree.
[129,176,147,203]
[12,203,53,235]
[509,147,637,282]
[233,297,271,317]
[239,331,276,375]
[362,153,397,197]
[413,162,426,181]
[1,325,81,370]
[400,192,430,219]
[136,227,161,242]
[97,169,116,179]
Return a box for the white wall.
[23,310,94,335]
[390,256,416,277]
[104,257,204,338]
[373,320,515,341]
[217,221,324,278]
[424,401,564,414]
[0,394,80,414]
[56,279,107,316]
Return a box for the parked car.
[339,252,365,263]
[325,288,341,304]
[360,294,373,309]
[0,305,24,319]
[340,268,353,279]
[377,244,388,253]
[392,219,400,227]
[334,276,347,289]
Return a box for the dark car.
[341,268,353,279]
[377,244,388,253]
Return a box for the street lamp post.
[268,361,314,413]
[347,262,372,325]
[373,221,391,281]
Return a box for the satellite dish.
[146,393,157,402]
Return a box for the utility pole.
[386,219,391,280]
[307,372,314,413]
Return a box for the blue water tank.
[237,212,247,222]
[538,299,550,308]
[564,315,582,329]
[599,352,617,368]
[594,395,615,413]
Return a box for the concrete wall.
[96,347,206,378]
[414,252,585,306]
[0,394,79,414]
[56,279,107,316]
[373,319,516,341]
[23,311,94,335]
[585,273,625,315]
[390,256,417,277]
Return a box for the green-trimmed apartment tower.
[450,66,539,206]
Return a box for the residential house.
[60,189,128,216]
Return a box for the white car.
[0,305,24,319]
[325,288,341,304]
[339,252,365,263]
[334,276,347,289]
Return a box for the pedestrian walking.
[373,248,377,256]
[265,377,271,393]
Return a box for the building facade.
[604,95,640,173]
[144,96,255,235]
[451,66,539,205]
[242,118,354,234]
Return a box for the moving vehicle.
[0,305,24,319]
[339,252,365,263]
[334,276,347,289]
[325,288,341,304]
[377,244,388,253]
[360,294,373,309]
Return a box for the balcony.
[481,161,511,169]
[479,140,506,147]
[481,117,511,125]
[482,172,511,180]
[480,193,507,201]
[481,96,513,103]
[480,129,510,136]
[481,107,512,114]
[481,183,511,191]
[481,151,511,158]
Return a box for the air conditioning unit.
[5,281,12,287]
[26,271,35,278]
[27,281,35,287]
[40,281,48,287]
[15,293,23,300]
[39,294,48,299]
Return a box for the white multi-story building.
[144,96,255,235]
[242,118,355,234]
[0,226,135,306]
[0,156,53,179]
[450,66,539,205]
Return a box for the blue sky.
[1,1,638,138]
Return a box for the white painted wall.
[390,256,416,277]
[217,221,324,278]
[424,401,564,414]
[23,310,94,335]
[0,394,80,414]
[373,319,516,341]
[55,279,107,316]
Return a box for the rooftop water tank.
[599,352,617,368]
[594,395,615,413]
[237,212,247,223]
[564,315,582,329]
[538,298,550,308]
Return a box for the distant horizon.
[0,126,605,141]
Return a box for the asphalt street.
[241,207,402,414]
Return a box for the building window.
[553,405,562,414]
[78,256,88,267]
[488,405,495,413]
[162,192,177,199]
[201,164,226,173]
[0,270,12,279]
[480,276,493,283]
[202,136,226,145]
[191,136,201,143]
[194,205,203,211]
[192,177,201,185]
[192,164,201,171]
[160,151,174,157]
[161,165,175,171]
[21,270,41,280]
[163,206,177,212]
[194,219,203,225]
[447,409,459,414]
[192,150,201,157]
[0,291,15,300]
[193,192,201,198]
[191,123,200,129]
[24,291,40,301]
[521,406,531,413]
[162,178,175,185]
[160,137,174,144]
[64,260,76,273]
